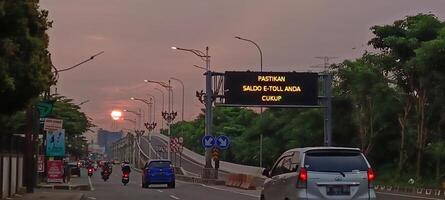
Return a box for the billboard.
[46,129,65,157]
[224,71,319,106]
[47,160,63,183]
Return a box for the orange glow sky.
[39,0,444,137]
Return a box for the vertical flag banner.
[46,129,65,156]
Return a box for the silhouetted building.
[97,128,123,156]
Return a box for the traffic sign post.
[215,135,230,150]
[202,135,215,149]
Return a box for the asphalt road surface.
[82,168,258,200]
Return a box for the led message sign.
[224,71,318,106]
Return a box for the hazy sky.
[39,0,445,137]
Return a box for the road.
[82,168,258,200]
[137,136,443,200]
[79,166,443,200]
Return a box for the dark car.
[68,162,81,177]
[142,160,175,188]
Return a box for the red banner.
[37,155,45,173]
[47,160,63,183]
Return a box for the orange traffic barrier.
[225,174,236,187]
[239,174,256,190]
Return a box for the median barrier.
[225,174,235,187]
[239,174,256,190]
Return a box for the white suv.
[261,147,376,200]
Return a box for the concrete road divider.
[240,175,256,190]
[225,173,256,190]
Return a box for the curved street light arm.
[57,51,104,72]
[235,36,263,71]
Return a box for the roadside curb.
[36,184,91,191]
[375,185,445,198]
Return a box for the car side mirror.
[262,168,271,178]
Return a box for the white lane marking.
[377,192,442,200]
[157,189,163,193]
[169,195,180,199]
[176,180,259,198]
[88,176,95,191]
[200,184,260,198]
[87,197,97,200]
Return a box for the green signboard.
[37,101,53,118]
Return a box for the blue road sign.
[216,135,230,150]
[201,135,215,149]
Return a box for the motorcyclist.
[101,161,111,177]
[121,161,131,174]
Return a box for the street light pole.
[170,77,185,121]
[171,46,214,177]
[144,80,176,161]
[234,36,262,71]
[123,109,142,130]
[154,88,165,131]
[235,36,264,168]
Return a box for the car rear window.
[304,150,368,172]
[148,161,171,168]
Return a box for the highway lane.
[139,136,443,200]
[82,167,258,200]
[141,135,205,177]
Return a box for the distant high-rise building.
[97,128,123,156]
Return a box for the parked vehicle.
[68,162,81,177]
[142,160,175,188]
[261,147,376,200]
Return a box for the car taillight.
[299,168,308,181]
[367,168,375,188]
[297,168,308,188]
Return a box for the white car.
[261,147,377,200]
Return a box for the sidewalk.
[37,169,91,191]
[8,189,84,200]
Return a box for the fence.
[0,134,25,199]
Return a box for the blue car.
[142,160,175,188]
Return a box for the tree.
[333,54,398,155]
[369,14,445,179]
[0,0,53,115]
[50,96,94,158]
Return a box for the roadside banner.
[37,155,45,172]
[43,118,63,132]
[47,160,63,183]
[46,129,65,156]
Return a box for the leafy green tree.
[369,14,445,179]
[0,0,53,115]
[50,96,94,158]
[333,54,399,155]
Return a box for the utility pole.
[24,105,39,193]
[315,56,337,147]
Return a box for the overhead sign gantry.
[223,71,318,106]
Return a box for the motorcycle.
[122,172,130,185]
[102,170,110,181]
[87,168,94,177]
